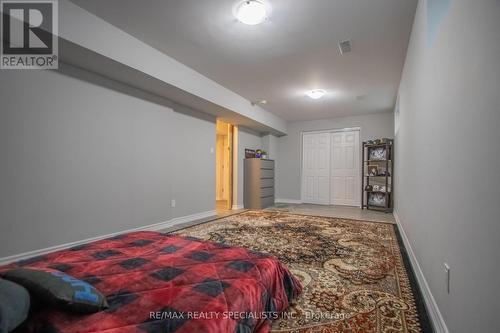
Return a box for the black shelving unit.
[361,139,394,213]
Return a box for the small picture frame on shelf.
[367,165,379,176]
[368,192,387,207]
[368,146,387,160]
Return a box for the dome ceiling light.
[236,1,267,25]
[306,89,327,100]
[251,99,268,106]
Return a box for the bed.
[1,231,302,333]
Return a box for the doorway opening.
[216,120,234,212]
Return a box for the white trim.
[232,126,240,212]
[301,126,361,135]
[275,198,302,204]
[0,210,216,266]
[394,211,449,333]
[162,210,217,229]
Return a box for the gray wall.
[0,64,216,257]
[275,113,394,200]
[395,0,500,332]
[170,107,215,218]
[262,134,279,160]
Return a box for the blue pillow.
[0,279,30,333]
[1,268,108,314]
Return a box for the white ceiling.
[70,0,417,122]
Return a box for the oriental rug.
[174,210,425,333]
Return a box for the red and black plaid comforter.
[2,231,302,333]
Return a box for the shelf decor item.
[372,185,390,193]
[378,170,390,177]
[362,138,394,213]
[368,192,386,207]
[245,149,256,158]
[368,146,387,160]
[367,165,379,176]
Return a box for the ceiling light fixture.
[306,89,327,100]
[236,1,267,25]
[251,99,267,106]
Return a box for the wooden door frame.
[226,124,234,210]
[216,120,234,211]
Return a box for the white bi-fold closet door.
[302,133,331,204]
[330,131,360,206]
[302,130,360,206]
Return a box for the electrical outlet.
[171,199,176,208]
[444,263,450,294]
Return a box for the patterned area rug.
[174,211,422,333]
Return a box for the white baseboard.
[166,210,217,228]
[394,211,449,333]
[232,204,244,210]
[275,198,302,204]
[0,210,216,266]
